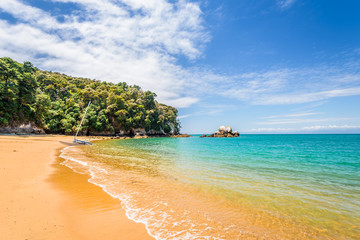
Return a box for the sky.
[0,0,360,134]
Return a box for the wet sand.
[0,135,153,240]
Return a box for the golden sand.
[0,135,153,240]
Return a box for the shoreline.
[0,135,153,240]
[0,132,191,139]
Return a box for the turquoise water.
[61,134,360,239]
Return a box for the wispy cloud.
[258,111,355,125]
[177,114,192,119]
[278,0,297,9]
[242,127,294,133]
[263,112,321,119]
[223,64,360,105]
[258,117,353,125]
[256,87,360,105]
[301,125,360,130]
[243,125,360,133]
[178,104,237,119]
[291,101,327,112]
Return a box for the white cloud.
[0,0,209,108]
[1,0,360,110]
[0,0,58,28]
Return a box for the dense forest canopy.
[0,57,180,135]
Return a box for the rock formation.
[0,124,45,135]
[200,126,239,138]
[172,134,191,138]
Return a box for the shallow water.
[60,134,360,239]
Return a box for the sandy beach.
[0,135,153,240]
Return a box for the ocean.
[60,134,360,239]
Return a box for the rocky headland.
[201,126,239,138]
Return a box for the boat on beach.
[59,139,91,146]
[60,101,92,146]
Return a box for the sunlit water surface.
[60,134,360,239]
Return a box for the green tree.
[34,90,51,126]
[0,57,180,134]
[0,58,21,125]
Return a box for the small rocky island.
[201,126,239,138]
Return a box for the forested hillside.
[0,57,180,135]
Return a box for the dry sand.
[0,135,153,240]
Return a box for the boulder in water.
[202,126,239,138]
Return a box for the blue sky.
[1,0,359,134]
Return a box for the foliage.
[0,57,180,135]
